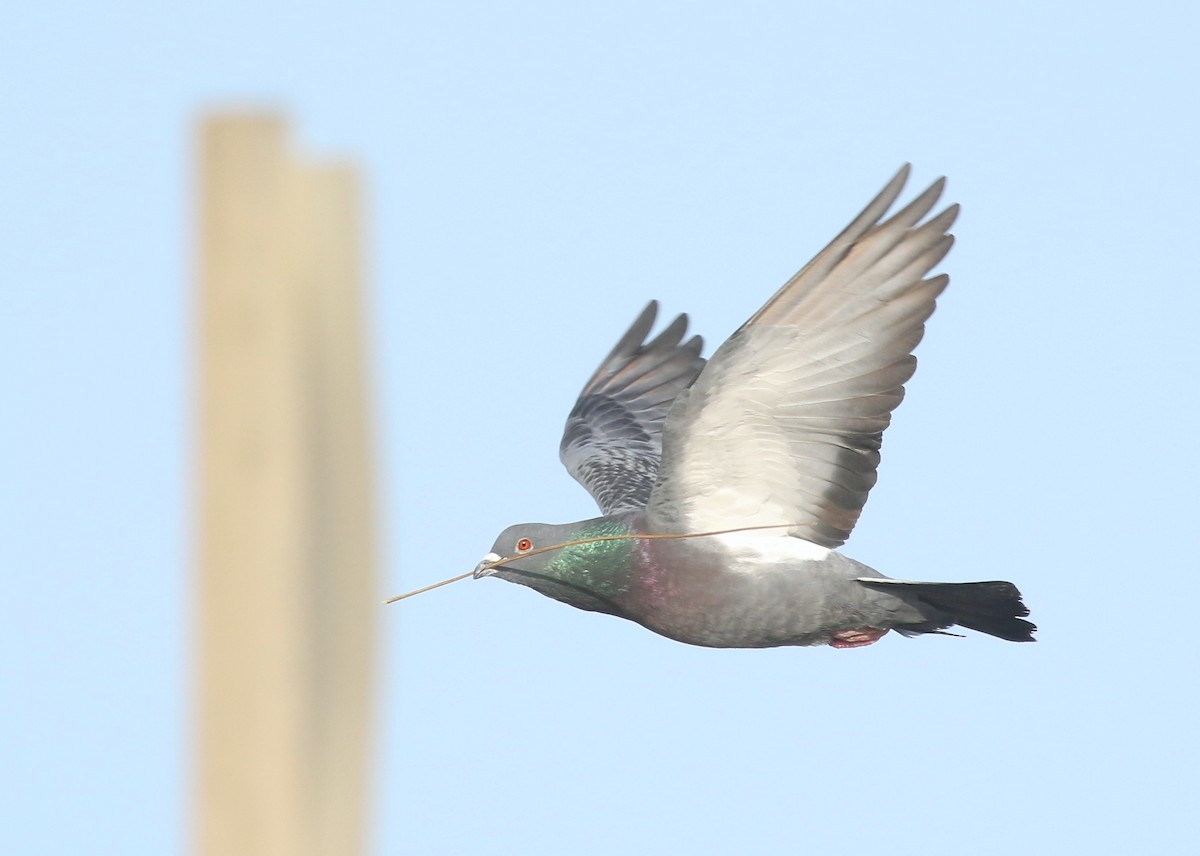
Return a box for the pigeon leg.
[830,627,888,649]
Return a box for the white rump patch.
[715,529,831,568]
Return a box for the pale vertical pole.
[299,165,378,856]
[195,114,377,856]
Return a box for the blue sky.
[3,1,1197,853]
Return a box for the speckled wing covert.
[559,302,706,514]
[646,165,957,548]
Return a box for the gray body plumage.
[477,166,1035,648]
[613,522,920,648]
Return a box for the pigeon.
[475,165,1035,648]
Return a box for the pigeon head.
[474,517,637,616]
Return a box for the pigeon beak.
[473,552,502,579]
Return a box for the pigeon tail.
[858,579,1037,642]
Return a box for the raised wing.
[646,165,957,547]
[560,302,706,514]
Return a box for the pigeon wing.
[560,302,706,514]
[646,165,957,547]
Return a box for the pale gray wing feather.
[646,165,957,547]
[560,302,706,514]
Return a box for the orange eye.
[516,538,533,552]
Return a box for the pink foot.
[830,627,888,649]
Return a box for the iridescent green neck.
[545,516,637,599]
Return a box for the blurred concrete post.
[194,114,377,856]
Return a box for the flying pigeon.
[475,165,1035,648]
